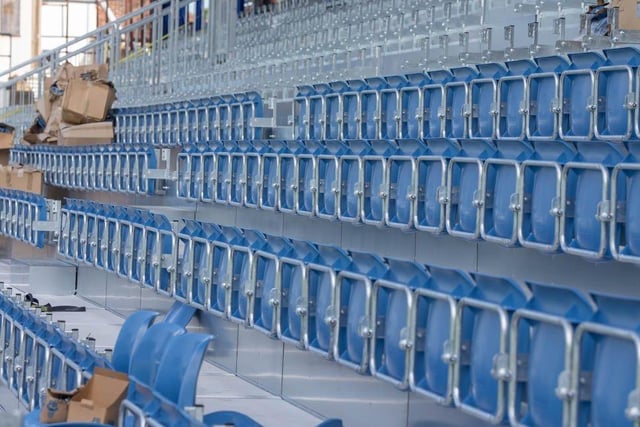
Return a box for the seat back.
[154,333,214,407]
[129,322,186,385]
[203,410,263,427]
[111,310,158,373]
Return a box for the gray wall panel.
[282,345,409,427]
[236,327,284,395]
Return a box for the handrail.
[0,0,163,80]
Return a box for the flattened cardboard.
[58,121,114,146]
[611,0,640,30]
[0,123,15,150]
[61,79,116,125]
[0,149,10,166]
[66,367,129,425]
[40,388,76,424]
[37,97,51,123]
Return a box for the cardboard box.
[61,79,116,125]
[611,0,640,30]
[58,121,114,146]
[0,123,15,150]
[0,166,10,189]
[44,106,63,136]
[66,368,129,425]
[0,149,9,166]
[40,388,76,424]
[10,167,43,195]
[37,97,52,123]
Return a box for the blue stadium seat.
[130,211,149,284]
[595,47,640,141]
[175,220,204,303]
[445,67,477,139]
[338,140,373,223]
[208,226,244,318]
[497,60,538,140]
[116,208,137,280]
[118,322,186,427]
[296,140,325,217]
[294,85,314,140]
[307,246,351,358]
[335,251,388,373]
[191,223,221,309]
[144,333,214,426]
[386,139,427,229]
[229,230,268,325]
[480,140,534,246]
[176,147,193,200]
[230,142,249,207]
[422,70,452,139]
[231,93,245,141]
[371,259,428,388]
[610,147,640,263]
[400,73,428,139]
[526,56,570,141]
[381,75,408,139]
[517,141,576,252]
[279,141,307,214]
[469,63,506,139]
[508,283,595,427]
[111,310,159,374]
[415,140,461,233]
[188,144,205,201]
[316,141,349,220]
[571,293,640,427]
[146,214,177,296]
[243,91,263,141]
[343,80,367,140]
[259,141,284,211]
[251,236,294,336]
[361,77,387,140]
[326,81,348,140]
[453,274,530,424]
[361,139,397,227]
[245,141,272,209]
[215,141,236,205]
[559,52,606,141]
[219,95,233,141]
[278,240,320,349]
[560,143,626,259]
[200,144,216,202]
[310,84,330,141]
[410,266,475,403]
[446,140,497,239]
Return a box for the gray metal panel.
[104,273,142,317]
[342,223,416,259]
[283,215,342,246]
[76,266,107,307]
[197,312,239,373]
[415,232,478,271]
[236,326,284,395]
[407,392,493,427]
[282,344,409,427]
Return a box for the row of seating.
[112,91,264,145]
[53,198,640,427]
[0,287,111,411]
[11,133,640,264]
[108,47,640,146]
[7,300,218,427]
[0,189,55,249]
[170,137,638,262]
[10,145,163,196]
